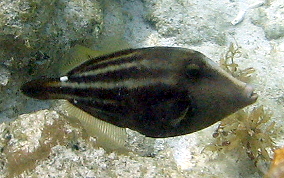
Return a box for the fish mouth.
[244,84,258,103]
[249,92,258,100]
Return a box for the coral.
[207,106,276,165]
[219,42,255,83]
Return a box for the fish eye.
[186,64,201,78]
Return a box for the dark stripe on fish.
[70,98,127,116]
[68,50,142,75]
[45,82,180,102]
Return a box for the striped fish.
[21,46,258,138]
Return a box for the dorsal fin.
[59,100,128,153]
[59,45,107,75]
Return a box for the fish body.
[21,47,257,138]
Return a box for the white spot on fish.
[60,76,69,82]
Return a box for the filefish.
[21,46,258,138]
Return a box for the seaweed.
[207,106,277,165]
[219,42,255,82]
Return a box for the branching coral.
[219,42,255,82]
[207,106,276,165]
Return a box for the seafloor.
[0,0,284,177]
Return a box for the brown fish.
[21,47,258,138]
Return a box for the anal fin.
[58,100,128,152]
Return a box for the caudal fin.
[21,78,61,100]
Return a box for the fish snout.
[243,84,258,104]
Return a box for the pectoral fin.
[169,106,190,127]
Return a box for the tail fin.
[21,78,60,100]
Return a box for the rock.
[251,1,284,40]
[0,66,10,86]
[0,110,188,177]
[0,0,103,121]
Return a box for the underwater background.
[0,0,284,177]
